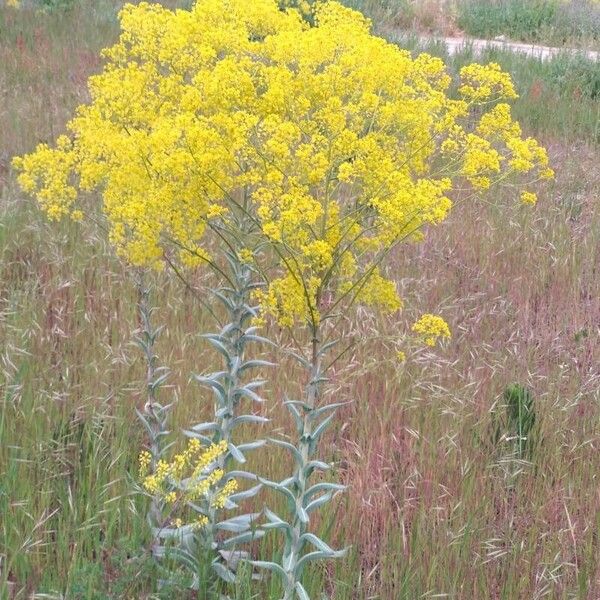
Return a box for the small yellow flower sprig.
[412,314,452,347]
[139,439,238,529]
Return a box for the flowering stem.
[261,322,346,600]
[134,272,172,538]
[283,330,322,599]
[206,258,252,537]
[188,245,269,588]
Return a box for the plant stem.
[135,272,171,531]
[283,327,323,599]
[206,260,252,548]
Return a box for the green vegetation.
[457,0,600,48]
[348,0,600,49]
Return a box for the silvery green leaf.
[310,401,351,420]
[309,413,336,447]
[264,507,283,523]
[216,406,232,419]
[227,483,262,504]
[239,359,276,372]
[259,477,297,505]
[287,350,311,369]
[203,369,229,381]
[231,415,269,428]
[241,333,274,346]
[189,421,218,433]
[297,506,309,524]
[154,525,195,542]
[285,401,304,433]
[151,544,167,558]
[263,507,292,534]
[304,482,346,500]
[262,518,292,533]
[204,336,232,364]
[236,440,267,452]
[305,493,333,515]
[269,438,303,465]
[221,529,265,549]
[249,560,287,581]
[149,372,169,390]
[219,549,250,570]
[212,561,237,583]
[294,551,333,574]
[295,548,347,574]
[135,408,154,438]
[304,460,331,475]
[244,379,268,390]
[241,302,258,316]
[300,534,345,555]
[182,431,213,445]
[279,476,297,488]
[202,331,229,344]
[317,339,339,357]
[211,290,235,311]
[284,399,312,413]
[193,375,227,401]
[235,387,264,403]
[295,582,310,600]
[221,322,237,337]
[223,498,237,510]
[167,548,201,572]
[228,442,246,463]
[216,513,260,533]
[223,250,239,272]
[187,501,208,516]
[227,470,259,481]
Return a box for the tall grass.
[457,0,600,49]
[1,2,600,598]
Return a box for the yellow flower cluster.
[459,62,517,102]
[139,438,238,529]
[138,450,152,477]
[140,439,231,502]
[13,0,552,325]
[520,191,538,205]
[412,314,451,347]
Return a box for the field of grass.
[349,0,600,49]
[1,1,600,598]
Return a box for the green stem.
[135,272,171,538]
[283,327,323,599]
[206,260,251,547]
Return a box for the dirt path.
[417,35,600,61]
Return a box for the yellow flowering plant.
[412,314,452,347]
[12,0,553,597]
[138,438,242,589]
[134,273,174,543]
[139,440,236,518]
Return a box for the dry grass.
[1,2,600,598]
